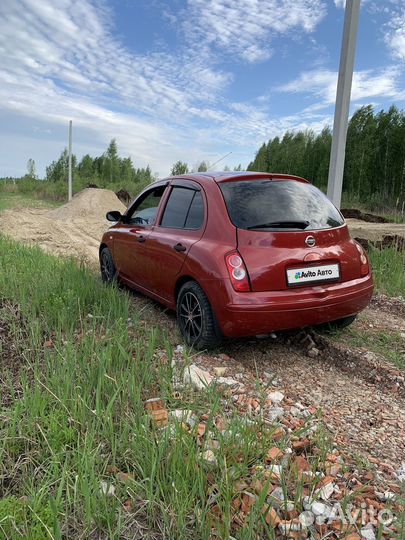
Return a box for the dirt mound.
[346,218,405,243]
[355,234,405,252]
[48,188,125,221]
[341,208,389,223]
[0,189,125,268]
[115,189,132,205]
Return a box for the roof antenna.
[209,151,233,169]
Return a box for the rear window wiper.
[247,220,310,230]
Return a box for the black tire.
[316,314,357,333]
[100,247,117,283]
[177,281,222,349]
[333,314,357,329]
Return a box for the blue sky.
[0,0,404,178]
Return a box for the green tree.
[197,161,208,172]
[26,158,37,179]
[46,149,77,183]
[103,139,120,184]
[170,161,189,175]
[77,154,94,181]
[247,105,405,205]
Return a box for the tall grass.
[0,237,333,539]
[341,192,405,222]
[369,246,405,297]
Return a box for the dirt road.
[0,188,125,268]
[1,188,404,475]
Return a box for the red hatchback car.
[100,172,373,348]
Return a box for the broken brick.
[266,447,284,462]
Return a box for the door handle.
[173,243,186,252]
[128,229,146,243]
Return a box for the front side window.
[161,187,204,229]
[219,180,344,231]
[127,186,166,225]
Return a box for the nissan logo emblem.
[305,235,316,247]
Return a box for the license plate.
[286,263,340,286]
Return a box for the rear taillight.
[225,251,251,292]
[355,242,369,276]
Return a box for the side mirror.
[106,210,123,222]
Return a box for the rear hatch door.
[219,178,362,292]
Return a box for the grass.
[0,192,60,212]
[0,234,404,537]
[333,325,404,370]
[0,236,342,539]
[341,192,405,223]
[368,246,404,297]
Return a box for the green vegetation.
[369,247,404,297]
[0,191,60,212]
[0,139,154,203]
[248,105,405,213]
[347,327,404,369]
[0,236,323,538]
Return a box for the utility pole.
[68,120,73,201]
[327,0,360,209]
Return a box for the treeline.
[45,139,153,186]
[248,105,405,205]
[0,139,155,202]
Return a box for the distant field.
[0,191,60,212]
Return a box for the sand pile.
[0,188,126,268]
[48,188,126,222]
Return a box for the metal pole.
[327,0,360,209]
[68,120,73,201]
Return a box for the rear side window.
[185,191,204,229]
[219,180,344,231]
[161,187,204,229]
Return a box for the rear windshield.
[219,180,344,231]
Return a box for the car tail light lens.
[225,251,251,292]
[355,242,369,276]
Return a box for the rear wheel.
[333,314,357,328]
[316,314,357,333]
[177,281,222,349]
[100,247,117,283]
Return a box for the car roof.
[157,171,310,186]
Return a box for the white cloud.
[384,7,405,61]
[0,0,238,175]
[183,0,327,63]
[277,66,404,104]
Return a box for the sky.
[0,0,404,178]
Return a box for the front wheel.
[177,281,222,349]
[100,247,117,283]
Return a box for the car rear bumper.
[208,273,374,338]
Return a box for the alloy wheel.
[179,291,203,342]
[101,251,114,281]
